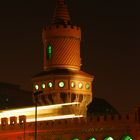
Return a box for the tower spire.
[52,0,71,25]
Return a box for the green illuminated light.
[35,85,39,90]
[122,135,132,140]
[86,83,90,89]
[89,137,96,140]
[59,81,65,88]
[47,45,52,59]
[48,82,53,88]
[73,138,79,140]
[42,83,45,89]
[104,137,114,140]
[78,83,83,89]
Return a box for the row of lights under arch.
[73,135,132,140]
[34,81,90,90]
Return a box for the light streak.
[0,102,80,124]
[27,114,83,122]
[0,102,79,117]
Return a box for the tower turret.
[32,0,94,117]
[42,0,81,70]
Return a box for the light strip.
[0,115,83,124]
[0,102,79,114]
[0,102,80,118]
[27,114,83,122]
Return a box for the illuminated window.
[59,81,65,88]
[104,137,114,140]
[86,83,90,89]
[47,45,52,59]
[71,82,75,88]
[78,83,83,89]
[89,137,96,140]
[48,82,53,88]
[121,135,132,140]
[42,83,46,89]
[35,84,39,90]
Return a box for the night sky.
[0,0,139,111]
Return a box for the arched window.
[47,45,52,60]
[121,135,133,140]
[89,137,96,140]
[104,136,114,140]
[72,138,79,140]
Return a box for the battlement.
[46,25,80,30]
[0,113,139,140]
[0,108,139,130]
[0,115,26,128]
[43,25,81,39]
[87,113,137,125]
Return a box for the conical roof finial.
[52,0,71,25]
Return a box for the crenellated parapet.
[0,109,139,140]
[43,25,81,40]
[87,113,138,126]
[0,107,139,129]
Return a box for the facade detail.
[0,108,140,139]
[33,0,93,117]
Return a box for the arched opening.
[121,135,133,140]
[72,138,79,140]
[89,137,96,140]
[104,136,114,140]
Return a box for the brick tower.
[32,0,93,116]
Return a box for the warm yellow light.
[0,102,79,115]
[27,114,83,122]
[0,102,80,122]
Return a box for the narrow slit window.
[47,45,52,60]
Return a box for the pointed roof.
[52,0,71,25]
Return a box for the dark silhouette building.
[0,82,33,109]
